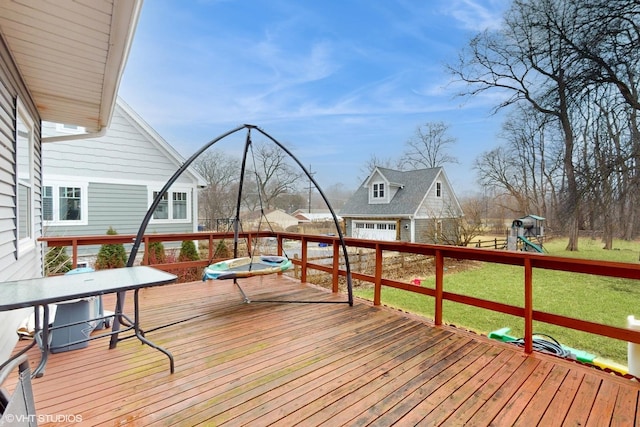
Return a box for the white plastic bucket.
[627,315,640,377]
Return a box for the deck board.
[512,364,570,426]
[7,274,640,426]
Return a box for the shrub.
[44,246,72,275]
[179,240,199,262]
[176,240,201,282]
[95,227,127,269]
[214,239,231,258]
[148,240,166,264]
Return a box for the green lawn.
[354,237,640,365]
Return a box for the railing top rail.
[39,230,275,246]
[40,231,640,279]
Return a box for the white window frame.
[16,98,36,255]
[42,182,89,226]
[149,188,191,224]
[372,182,385,199]
[172,191,188,220]
[436,181,442,198]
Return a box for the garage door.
[353,221,397,241]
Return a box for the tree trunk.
[566,214,580,251]
[558,79,579,252]
[602,208,613,250]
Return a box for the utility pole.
[307,164,315,213]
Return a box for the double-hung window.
[16,99,35,253]
[42,183,87,225]
[372,182,385,199]
[172,192,187,219]
[151,189,190,222]
[152,191,169,220]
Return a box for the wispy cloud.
[119,0,509,190]
[444,0,507,32]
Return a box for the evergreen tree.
[95,227,127,269]
[148,240,166,264]
[178,240,199,262]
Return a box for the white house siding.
[42,102,201,259]
[417,174,457,219]
[0,35,43,362]
[42,107,193,185]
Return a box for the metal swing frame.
[112,124,352,335]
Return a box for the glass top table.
[0,266,177,377]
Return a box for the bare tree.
[574,84,638,248]
[193,150,240,229]
[457,196,490,246]
[450,0,585,250]
[475,146,530,215]
[564,0,640,111]
[357,154,403,184]
[400,121,458,169]
[246,142,302,210]
[479,105,563,220]
[419,198,481,246]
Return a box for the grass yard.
[353,237,640,365]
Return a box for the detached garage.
[340,166,463,243]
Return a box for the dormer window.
[373,182,385,199]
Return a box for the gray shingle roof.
[340,167,442,217]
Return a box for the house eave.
[0,0,142,132]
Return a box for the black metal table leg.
[109,291,125,349]
[133,289,174,373]
[32,304,49,378]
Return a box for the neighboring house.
[340,167,463,243]
[42,99,206,254]
[292,209,341,223]
[0,2,141,361]
[241,209,299,231]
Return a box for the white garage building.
[340,167,463,244]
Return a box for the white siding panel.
[43,106,191,184]
[0,34,43,362]
[417,176,457,218]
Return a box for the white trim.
[117,98,207,187]
[368,179,389,204]
[148,186,192,224]
[410,218,416,243]
[42,181,89,226]
[16,97,36,256]
[99,2,143,131]
[372,182,385,199]
[45,174,197,190]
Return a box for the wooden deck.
[9,274,640,426]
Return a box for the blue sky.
[118,0,509,196]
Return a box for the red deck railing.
[40,231,640,357]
